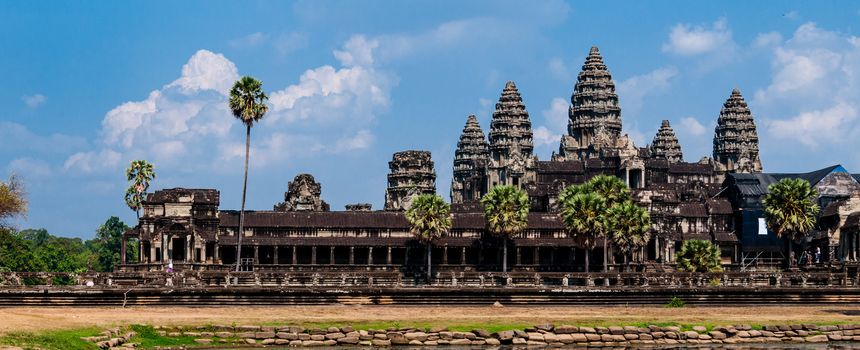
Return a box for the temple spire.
[713,88,762,173]
[488,81,533,159]
[649,120,683,163]
[558,45,623,160]
[451,114,490,203]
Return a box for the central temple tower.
[487,81,536,188]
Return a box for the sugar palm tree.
[124,160,156,220]
[676,239,723,273]
[229,76,269,271]
[762,178,819,269]
[606,200,651,271]
[481,185,529,272]
[405,194,452,283]
[559,187,606,273]
[587,175,631,271]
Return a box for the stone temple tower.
[451,114,489,204]
[558,46,623,161]
[649,120,683,163]
[487,81,536,188]
[713,89,763,173]
[384,150,436,211]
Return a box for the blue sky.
[3,1,860,237]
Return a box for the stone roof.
[220,211,565,230]
[144,188,220,205]
[488,81,533,157]
[568,46,622,142]
[452,114,490,177]
[668,162,713,174]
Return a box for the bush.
[666,296,685,308]
[676,240,723,273]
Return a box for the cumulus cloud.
[22,94,46,108]
[165,50,239,96]
[532,97,569,147]
[547,57,570,80]
[334,35,379,67]
[617,67,679,115]
[753,31,783,48]
[679,117,707,136]
[63,149,122,173]
[769,103,857,147]
[663,18,734,56]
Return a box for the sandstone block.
[450,338,472,345]
[338,336,359,344]
[485,338,500,345]
[194,339,212,344]
[255,331,275,339]
[806,335,828,343]
[496,330,514,342]
[472,329,491,338]
[512,337,527,345]
[555,325,578,334]
[372,339,391,346]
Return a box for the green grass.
[128,324,202,348]
[0,328,99,350]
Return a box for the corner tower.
[713,89,763,173]
[558,46,623,161]
[451,114,489,204]
[384,150,436,211]
[649,120,683,163]
[487,81,536,188]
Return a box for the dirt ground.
[0,305,858,335]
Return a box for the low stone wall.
[85,323,860,349]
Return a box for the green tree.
[762,178,819,268]
[606,201,651,270]
[0,175,27,228]
[676,239,723,273]
[405,194,452,282]
[586,175,631,271]
[559,187,606,273]
[125,160,156,220]
[481,185,529,272]
[90,217,130,272]
[228,76,269,271]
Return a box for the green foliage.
[607,201,652,261]
[90,216,132,272]
[0,174,27,228]
[587,175,631,206]
[560,190,606,249]
[666,296,686,308]
[480,185,530,238]
[125,160,156,217]
[676,239,723,273]
[0,327,99,350]
[229,76,269,126]
[762,178,820,242]
[129,324,200,348]
[406,194,452,243]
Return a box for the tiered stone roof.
[713,89,762,173]
[568,46,622,143]
[453,114,489,179]
[384,150,436,211]
[488,81,533,159]
[649,120,683,163]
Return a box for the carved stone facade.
[274,174,329,212]
[345,203,372,211]
[136,188,220,264]
[451,114,490,204]
[649,120,683,164]
[487,81,537,188]
[713,89,763,173]
[384,150,437,211]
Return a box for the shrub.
[666,296,685,308]
[676,240,723,273]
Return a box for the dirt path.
[1,305,858,334]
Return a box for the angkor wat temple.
[122,47,860,273]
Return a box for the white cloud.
[229,32,268,48]
[166,50,239,96]
[784,10,800,21]
[532,97,569,147]
[332,130,375,152]
[273,32,309,56]
[334,35,379,67]
[63,149,122,174]
[22,94,46,108]
[753,31,783,48]
[662,18,734,56]
[617,67,679,115]
[679,117,707,136]
[8,158,52,178]
[0,122,87,155]
[769,103,857,147]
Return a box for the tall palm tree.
[405,194,452,283]
[559,187,606,273]
[228,76,269,271]
[606,200,651,271]
[676,239,723,273]
[124,160,156,220]
[587,175,631,271]
[481,185,529,272]
[762,178,819,269]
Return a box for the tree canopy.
[0,175,27,228]
[762,178,820,242]
[676,239,723,273]
[406,194,452,244]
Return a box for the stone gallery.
[122,47,860,273]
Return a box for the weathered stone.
[255,331,275,339]
[684,331,699,339]
[528,332,545,342]
[325,332,345,340]
[640,334,653,340]
[585,333,601,341]
[609,326,624,335]
[236,325,260,332]
[807,335,828,343]
[372,339,391,346]
[472,329,491,338]
[496,330,514,342]
[543,333,558,343]
[556,334,573,344]
[260,339,275,345]
[624,333,638,340]
[709,331,726,339]
[535,324,554,332]
[243,339,256,344]
[512,337,527,345]
[450,338,472,345]
[579,327,596,333]
[485,338,500,345]
[692,326,707,332]
[337,336,359,344]
[571,333,588,342]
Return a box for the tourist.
[815,247,821,264]
[167,261,174,273]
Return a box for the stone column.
[273,246,279,265]
[311,246,317,265]
[386,247,392,265]
[186,235,192,262]
[292,246,297,265]
[368,247,374,265]
[442,247,448,265]
[253,246,259,264]
[625,169,630,187]
[214,243,220,263]
[349,247,355,265]
[162,234,168,263]
[330,247,335,265]
[516,247,522,266]
[201,243,207,264]
[121,237,127,265]
[461,247,466,265]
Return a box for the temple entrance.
[171,237,185,262]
